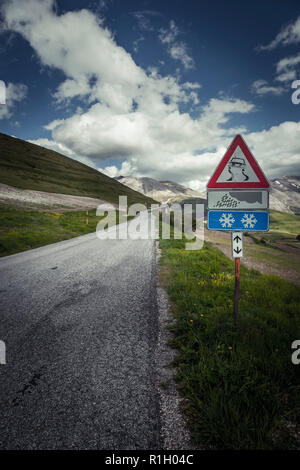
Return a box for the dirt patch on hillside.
[0,183,116,211]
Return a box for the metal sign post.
[206,135,270,328]
[232,232,243,327]
[234,257,240,328]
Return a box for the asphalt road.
[0,214,161,449]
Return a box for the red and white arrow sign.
[207,135,269,189]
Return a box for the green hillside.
[0,133,156,207]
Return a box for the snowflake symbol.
[241,213,257,229]
[219,213,235,228]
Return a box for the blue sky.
[0,0,299,190]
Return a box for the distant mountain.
[0,133,157,207]
[115,176,206,204]
[270,176,300,215]
[116,174,300,215]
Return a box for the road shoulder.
[155,242,196,450]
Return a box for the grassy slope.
[0,133,157,207]
[268,210,300,238]
[0,209,102,256]
[0,208,134,257]
[160,232,300,449]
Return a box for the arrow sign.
[232,232,243,258]
[207,135,270,189]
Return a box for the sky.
[0,0,300,191]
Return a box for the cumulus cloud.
[0,82,27,119]
[247,121,300,178]
[101,160,136,178]
[99,112,300,189]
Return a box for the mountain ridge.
[116,174,300,214]
[116,175,206,204]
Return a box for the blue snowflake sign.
[207,210,269,232]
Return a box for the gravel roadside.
[155,242,196,450]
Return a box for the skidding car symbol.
[227,156,249,182]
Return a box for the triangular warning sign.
[207,135,270,189]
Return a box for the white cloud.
[159,20,179,45]
[274,53,300,84]
[259,16,300,50]
[159,20,194,70]
[246,121,300,178]
[0,82,27,119]
[169,44,194,70]
[275,70,296,83]
[99,115,300,190]
[276,54,300,72]
[257,17,300,91]
[43,119,64,131]
[101,160,135,178]
[101,165,119,178]
[251,79,285,96]
[2,0,145,110]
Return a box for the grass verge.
[0,207,126,257]
[159,235,300,449]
